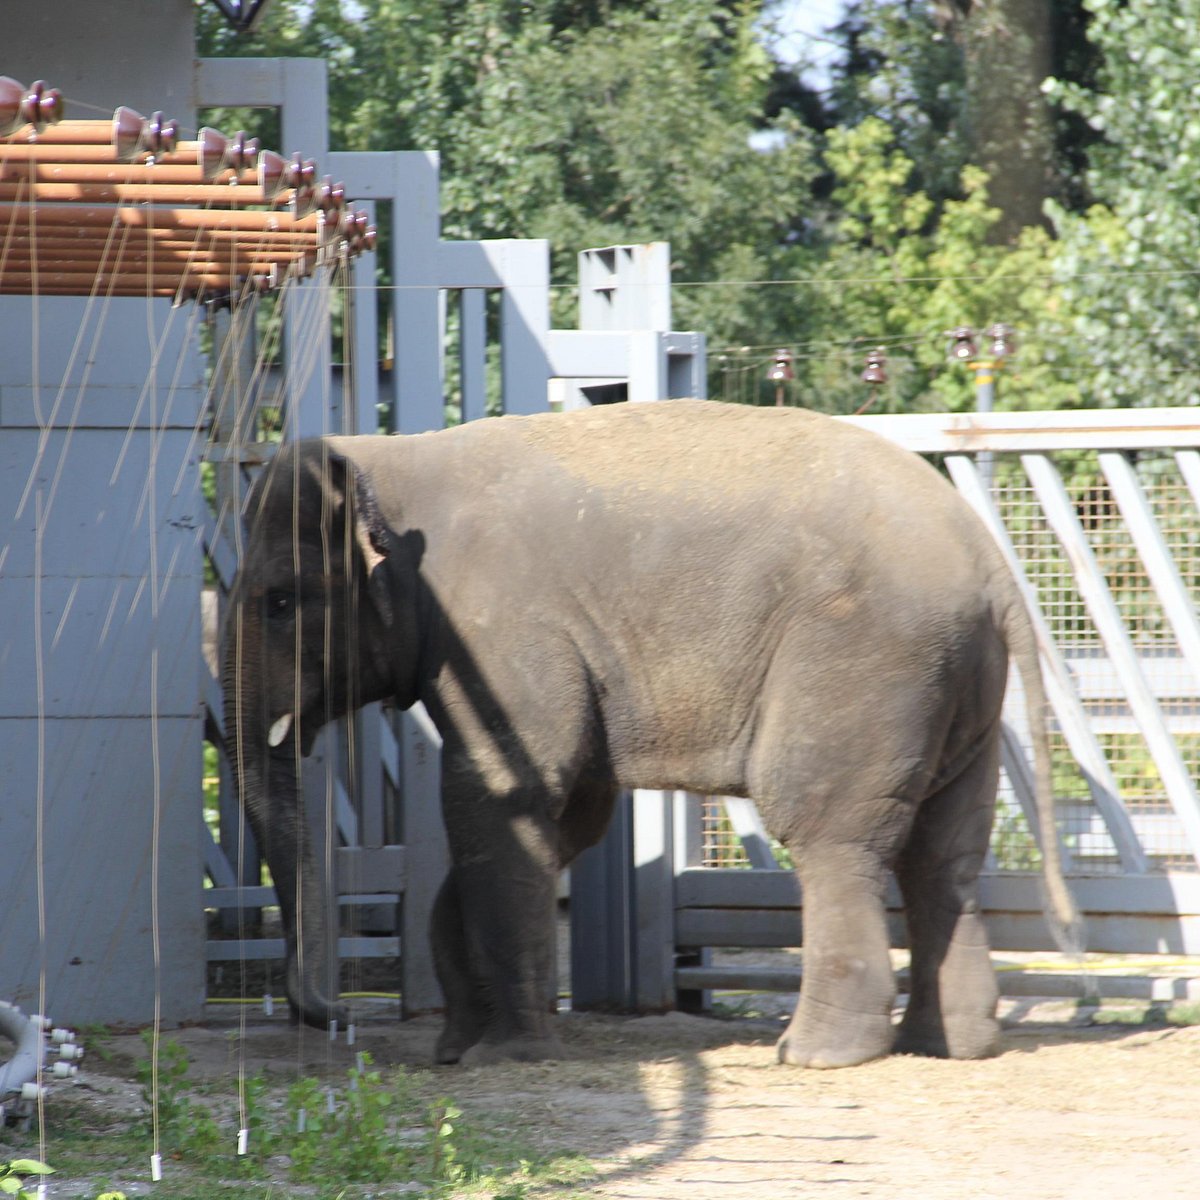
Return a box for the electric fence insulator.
[986,322,1016,361]
[946,326,977,363]
[144,111,179,157]
[0,77,26,136]
[860,346,888,386]
[22,81,64,131]
[766,348,794,384]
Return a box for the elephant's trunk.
[222,614,348,1029]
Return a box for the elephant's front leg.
[440,774,563,1066]
[430,870,489,1064]
[777,842,897,1069]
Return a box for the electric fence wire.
[3,97,340,1179]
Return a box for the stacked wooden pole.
[0,76,374,301]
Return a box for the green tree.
[783,1,1100,234]
[780,117,1086,414]
[1046,0,1200,407]
[196,0,816,358]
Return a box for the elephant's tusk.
[268,713,293,747]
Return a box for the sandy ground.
[47,989,1200,1200]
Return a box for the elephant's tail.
[1003,593,1087,958]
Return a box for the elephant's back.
[437,399,948,520]
[360,401,998,607]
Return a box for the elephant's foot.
[458,1033,566,1067]
[776,1011,895,1069]
[434,1031,476,1066]
[894,1009,1000,1060]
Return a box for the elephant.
[222,397,1080,1069]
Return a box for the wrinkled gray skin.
[223,399,1079,1069]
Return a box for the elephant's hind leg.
[894,738,1001,1060]
[776,842,897,1069]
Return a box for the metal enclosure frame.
[195,57,707,1017]
[571,410,1200,1012]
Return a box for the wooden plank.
[848,408,1200,454]
[673,964,1200,1003]
[570,793,635,1009]
[633,789,677,1009]
[1175,449,1200,512]
[719,796,781,870]
[207,936,400,962]
[337,845,406,894]
[460,288,487,422]
[999,721,1065,867]
[1063,650,1200,700]
[1023,452,1200,867]
[946,455,1148,872]
[1099,451,1200,688]
[205,887,399,909]
[675,867,1200,915]
[675,906,1200,956]
[495,240,551,415]
[674,792,707,870]
[398,702,448,1015]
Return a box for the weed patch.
[32,1038,593,1199]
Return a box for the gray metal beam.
[1022,452,1200,867]
[945,454,1148,873]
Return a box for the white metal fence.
[572,409,1200,1011]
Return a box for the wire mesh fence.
[702,450,1200,874]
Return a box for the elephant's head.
[221,440,414,1027]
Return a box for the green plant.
[427,1098,467,1185]
[136,1034,220,1157]
[237,1070,279,1171]
[283,1053,422,1186]
[337,1053,406,1182]
[0,1160,53,1199]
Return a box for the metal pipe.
[0,1003,43,1098]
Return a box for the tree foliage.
[194,0,1191,412]
[1045,0,1200,406]
[198,0,812,345]
[771,117,1085,414]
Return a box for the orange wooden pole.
[1,284,185,297]
[0,247,315,275]
[0,141,257,172]
[0,203,323,233]
[1,232,319,256]
[2,118,137,145]
[0,161,259,187]
[1,268,268,290]
[0,181,292,207]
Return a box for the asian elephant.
[222,398,1080,1069]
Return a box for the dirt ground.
[53,985,1200,1200]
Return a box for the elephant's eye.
[265,589,295,621]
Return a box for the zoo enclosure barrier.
[197,57,708,1019]
[570,407,1200,1012]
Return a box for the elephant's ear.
[328,451,394,626]
[351,464,390,575]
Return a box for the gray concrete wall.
[3,0,197,119]
[0,2,206,1024]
